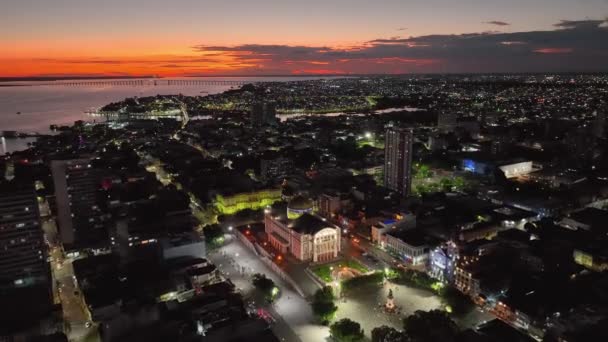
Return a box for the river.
[0,76,422,155]
[0,76,342,134]
[0,76,343,155]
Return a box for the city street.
[208,235,329,342]
[41,209,99,342]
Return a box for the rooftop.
[290,213,333,235]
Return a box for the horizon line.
[2,71,608,82]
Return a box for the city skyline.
[1,0,608,77]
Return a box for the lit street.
[41,212,99,342]
[208,235,329,342]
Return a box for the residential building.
[382,229,435,266]
[51,159,102,249]
[384,128,414,196]
[0,181,49,289]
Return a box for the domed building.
[287,195,314,219]
[265,204,341,263]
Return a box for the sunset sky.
[1,0,607,76]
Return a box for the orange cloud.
[533,48,573,54]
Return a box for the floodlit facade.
[498,161,534,179]
[214,188,282,215]
[265,213,340,262]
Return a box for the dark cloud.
[192,20,608,73]
[554,19,606,29]
[485,21,511,26]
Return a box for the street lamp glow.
[228,226,233,231]
[364,132,372,139]
[271,287,279,296]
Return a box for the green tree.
[341,272,384,292]
[314,286,335,303]
[414,164,432,179]
[312,286,338,324]
[440,287,474,316]
[330,318,365,342]
[202,224,224,247]
[202,224,223,242]
[403,310,459,342]
[439,178,453,191]
[252,273,278,302]
[312,300,338,324]
[372,325,410,342]
[452,177,466,190]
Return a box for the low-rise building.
[214,188,282,215]
[382,230,437,267]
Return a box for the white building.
[383,230,435,266]
[498,161,534,179]
[265,212,341,263]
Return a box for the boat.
[16,111,21,115]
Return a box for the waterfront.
[0,76,341,134]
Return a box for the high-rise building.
[0,181,49,289]
[251,101,277,126]
[384,128,414,196]
[593,109,606,138]
[51,159,102,249]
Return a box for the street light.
[228,226,233,232]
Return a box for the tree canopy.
[372,325,410,342]
[330,318,365,342]
[252,273,278,302]
[402,310,459,342]
[311,286,338,324]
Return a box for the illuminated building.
[286,195,314,219]
[265,212,340,262]
[383,230,435,266]
[51,158,103,249]
[428,247,455,283]
[454,263,481,297]
[573,248,608,272]
[214,188,282,215]
[384,128,414,196]
[498,161,534,178]
[0,181,49,289]
[251,101,277,126]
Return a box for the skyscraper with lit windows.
[384,128,414,196]
[0,181,48,289]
